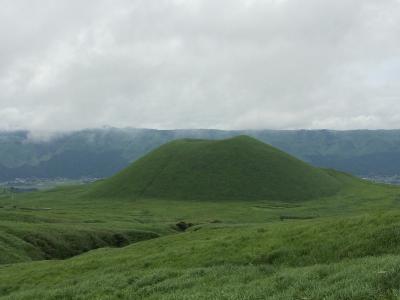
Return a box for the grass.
[2,137,400,298]
[91,136,343,201]
[0,173,399,266]
[1,258,399,299]
[2,210,400,299]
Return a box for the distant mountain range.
[1,128,400,181]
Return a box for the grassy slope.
[2,211,400,299]
[0,174,400,298]
[1,136,400,298]
[0,187,167,264]
[0,172,398,265]
[91,136,342,201]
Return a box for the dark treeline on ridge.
[2,128,400,181]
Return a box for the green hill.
[1,139,400,298]
[91,135,343,201]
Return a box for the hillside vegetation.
[2,210,400,299]
[3,128,400,181]
[0,162,395,266]
[1,137,400,299]
[91,136,343,201]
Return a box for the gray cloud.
[1,0,400,131]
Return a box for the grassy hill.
[0,168,394,266]
[1,174,400,298]
[91,135,343,201]
[4,128,400,182]
[1,136,400,299]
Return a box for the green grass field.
[1,177,400,299]
[2,136,400,299]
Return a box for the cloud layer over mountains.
[1,0,400,131]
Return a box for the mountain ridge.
[2,128,400,181]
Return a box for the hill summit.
[92,135,342,201]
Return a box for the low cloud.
[1,0,400,131]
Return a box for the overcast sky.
[1,0,400,132]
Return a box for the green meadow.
[1,136,400,299]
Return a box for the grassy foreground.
[2,211,400,299]
[1,172,400,298]
[0,169,397,264]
